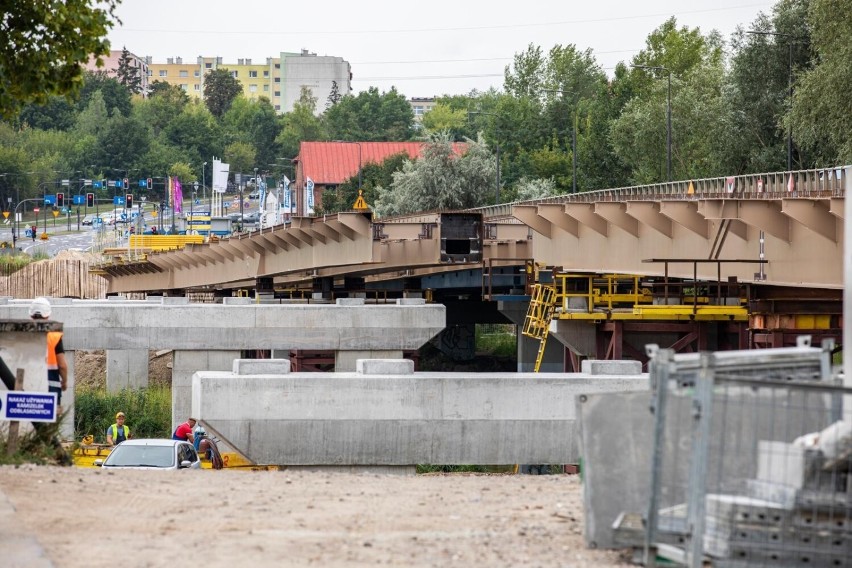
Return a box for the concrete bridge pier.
[105,349,149,392]
[498,300,565,372]
[172,350,241,431]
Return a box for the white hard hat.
[29,297,52,319]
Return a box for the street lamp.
[746,30,799,171]
[468,111,502,202]
[542,89,579,193]
[632,64,672,182]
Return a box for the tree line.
[0,0,849,218]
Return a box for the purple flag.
[174,178,183,213]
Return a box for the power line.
[114,3,773,36]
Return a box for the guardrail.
[471,166,850,219]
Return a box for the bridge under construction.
[88,166,848,370]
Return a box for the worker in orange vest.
[29,297,68,414]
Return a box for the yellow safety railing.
[521,284,557,372]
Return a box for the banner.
[306,177,315,214]
[212,157,230,194]
[283,184,291,209]
[168,176,174,209]
[174,178,183,214]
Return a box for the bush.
[75,386,172,443]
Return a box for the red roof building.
[292,141,467,216]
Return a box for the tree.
[132,82,191,138]
[224,141,256,178]
[77,71,132,117]
[221,97,280,169]
[116,47,143,95]
[319,152,409,215]
[0,0,120,119]
[326,80,342,109]
[789,0,851,164]
[17,97,77,131]
[277,87,326,158]
[203,68,243,118]
[373,132,493,217]
[324,87,415,141]
[420,104,468,138]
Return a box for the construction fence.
[630,339,851,567]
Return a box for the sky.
[107,0,776,99]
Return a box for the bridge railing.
[471,166,849,220]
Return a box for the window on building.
[249,85,257,93]
[159,70,167,77]
[263,70,269,78]
[274,63,280,69]
[249,70,257,78]
[194,70,200,77]
[194,84,200,91]
[179,70,188,77]
[274,91,280,97]
[263,85,269,92]
[180,84,188,91]
[205,62,212,69]
[231,71,238,78]
[413,106,424,115]
[274,77,280,83]
[274,105,280,110]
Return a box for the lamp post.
[746,29,798,171]
[632,65,672,182]
[468,112,502,202]
[202,161,208,201]
[542,89,579,193]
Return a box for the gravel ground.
[0,465,634,567]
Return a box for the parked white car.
[95,439,201,470]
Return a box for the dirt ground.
[0,465,632,568]
[74,349,173,389]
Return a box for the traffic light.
[126,194,133,209]
[86,193,95,207]
[56,193,64,207]
[146,178,152,190]
[123,178,129,190]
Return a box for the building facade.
[145,50,351,114]
[84,49,150,94]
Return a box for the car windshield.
[105,445,175,468]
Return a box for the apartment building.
[84,49,150,94]
[146,50,351,114]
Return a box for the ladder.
[521,284,557,372]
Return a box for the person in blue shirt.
[106,411,130,445]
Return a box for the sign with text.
[0,391,57,422]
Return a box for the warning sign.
[0,392,57,423]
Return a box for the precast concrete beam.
[191,370,649,465]
[0,300,446,352]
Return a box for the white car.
[95,439,201,470]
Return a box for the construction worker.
[28,297,68,414]
[172,417,197,444]
[106,411,130,445]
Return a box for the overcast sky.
[108,0,774,99]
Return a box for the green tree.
[324,87,415,141]
[374,132,493,216]
[116,46,142,95]
[221,97,280,169]
[74,91,110,138]
[319,152,409,215]
[789,0,851,164]
[17,97,77,131]
[132,82,190,138]
[420,103,468,138]
[0,0,120,119]
[326,80,342,110]
[90,114,152,176]
[162,102,222,169]
[203,68,243,118]
[224,141,256,177]
[77,71,132,117]
[277,87,325,158]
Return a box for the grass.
[476,324,517,358]
[75,386,172,443]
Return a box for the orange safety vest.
[46,331,62,370]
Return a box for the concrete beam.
[192,369,649,465]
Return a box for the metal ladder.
[522,284,557,372]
